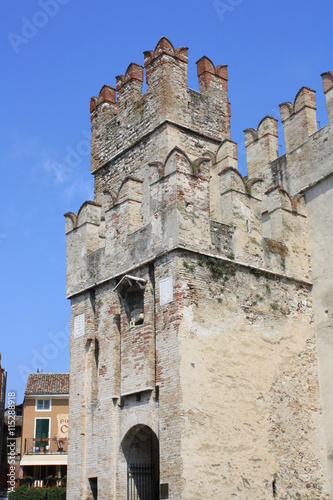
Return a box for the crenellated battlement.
[244,73,333,194]
[279,86,317,153]
[66,40,333,297]
[116,63,144,92]
[90,85,116,112]
[244,115,278,181]
[67,41,333,299]
[115,62,145,114]
[143,37,188,73]
[196,56,228,94]
[89,37,230,174]
[215,139,238,168]
[322,71,333,122]
[67,40,332,296]
[65,142,311,297]
[65,200,102,234]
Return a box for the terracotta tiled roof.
[25,373,69,395]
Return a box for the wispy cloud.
[42,158,72,183]
[63,177,94,203]
[3,129,93,204]
[7,137,43,161]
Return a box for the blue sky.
[1,0,332,403]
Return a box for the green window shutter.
[35,419,49,438]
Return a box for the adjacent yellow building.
[20,373,68,487]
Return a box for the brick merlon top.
[25,373,69,395]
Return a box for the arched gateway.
[119,425,159,500]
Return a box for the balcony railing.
[24,437,68,455]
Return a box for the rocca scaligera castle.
[64,38,333,499]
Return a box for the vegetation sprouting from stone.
[250,267,270,279]
[183,260,195,272]
[201,256,236,280]
[244,178,252,195]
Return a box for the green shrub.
[9,485,46,499]
[8,484,30,499]
[8,486,66,500]
[47,487,66,500]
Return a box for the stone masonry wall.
[68,291,96,499]
[176,252,329,499]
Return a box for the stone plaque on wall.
[74,313,85,338]
[159,277,173,305]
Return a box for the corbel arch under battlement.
[219,166,247,195]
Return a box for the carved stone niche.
[114,275,146,328]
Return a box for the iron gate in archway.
[127,463,157,500]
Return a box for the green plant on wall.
[183,260,195,272]
[205,256,236,280]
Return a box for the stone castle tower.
[65,38,333,499]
